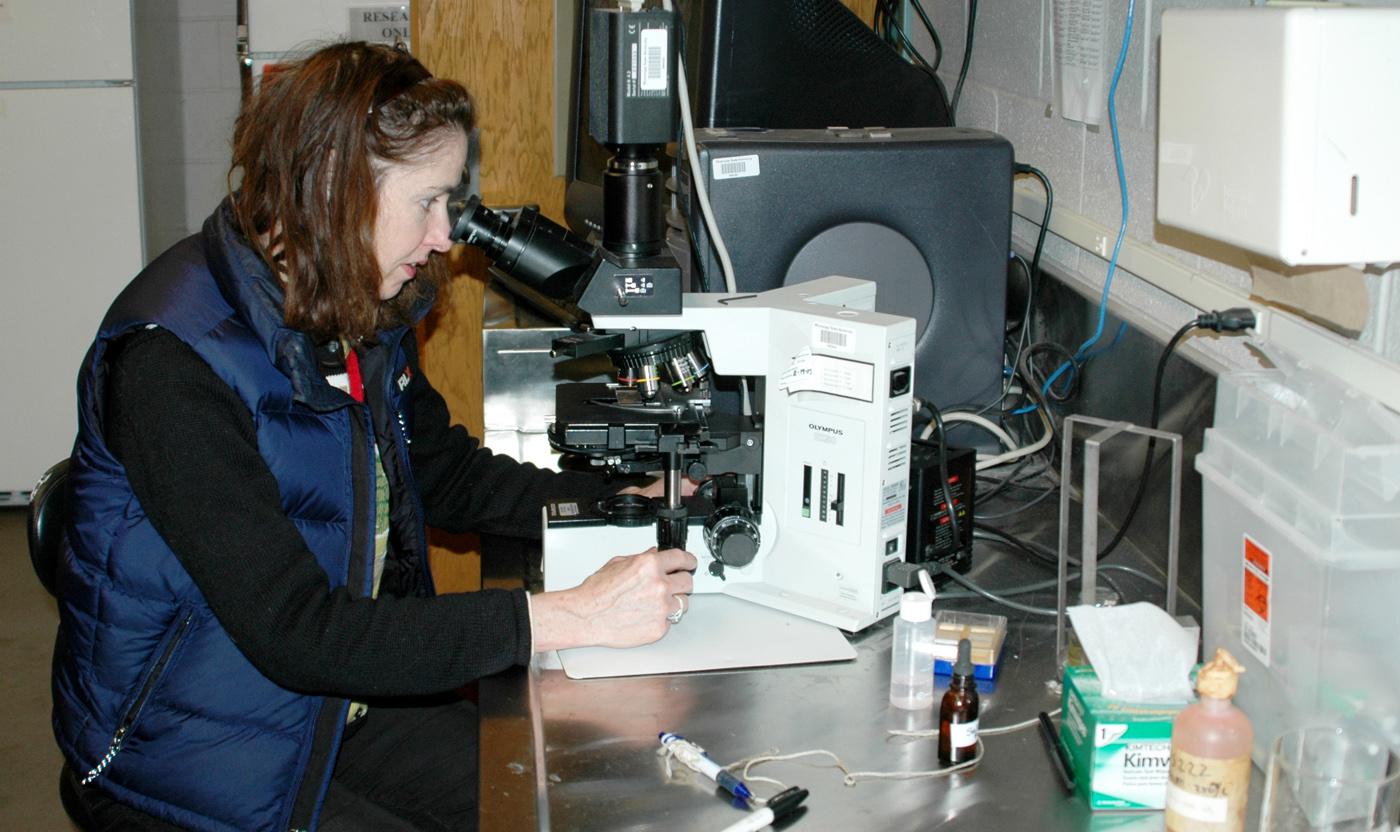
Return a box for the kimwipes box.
[1060,666,1190,811]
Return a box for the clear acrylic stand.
[1054,415,1184,672]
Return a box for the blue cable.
[1024,0,1136,413]
[1080,321,1129,360]
[1075,0,1136,359]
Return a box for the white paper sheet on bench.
[551,594,857,679]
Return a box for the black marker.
[1037,711,1076,794]
[717,786,809,832]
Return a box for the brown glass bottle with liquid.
[938,638,980,764]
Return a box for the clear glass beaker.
[1259,727,1400,831]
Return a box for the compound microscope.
[447,3,916,632]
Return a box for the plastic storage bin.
[1196,364,1400,766]
[933,610,1006,680]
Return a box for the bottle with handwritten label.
[1166,648,1252,832]
[938,638,980,764]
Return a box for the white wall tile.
[138,95,183,163]
[177,19,237,91]
[147,223,195,258]
[1080,121,1156,243]
[177,0,241,20]
[136,19,182,94]
[141,161,186,251]
[182,161,230,231]
[995,89,1085,212]
[965,0,1044,102]
[136,0,239,259]
[136,0,242,21]
[955,82,998,135]
[1042,229,1081,276]
[216,19,244,90]
[1190,250,1252,295]
[135,1,176,22]
[181,90,240,163]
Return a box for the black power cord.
[968,308,1255,581]
[924,401,962,558]
[1090,307,1257,561]
[905,313,1255,608]
[949,0,979,123]
[1013,163,1053,304]
[896,310,1255,598]
[1021,341,1081,405]
[906,0,944,73]
[969,163,1053,418]
[992,165,1053,413]
[873,0,942,84]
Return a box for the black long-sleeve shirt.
[103,327,612,699]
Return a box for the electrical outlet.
[1092,234,1110,257]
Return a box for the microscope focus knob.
[704,504,760,568]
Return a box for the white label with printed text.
[712,155,760,180]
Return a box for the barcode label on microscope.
[712,154,760,180]
[813,322,856,354]
[640,29,668,91]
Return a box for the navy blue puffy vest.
[53,202,430,831]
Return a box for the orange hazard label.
[1241,535,1273,666]
[1243,567,1269,621]
[1244,537,1271,576]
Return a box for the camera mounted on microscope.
[445,1,684,329]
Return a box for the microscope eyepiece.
[447,191,509,259]
[448,193,597,304]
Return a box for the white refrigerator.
[0,0,144,501]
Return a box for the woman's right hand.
[529,547,697,653]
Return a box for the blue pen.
[658,732,753,802]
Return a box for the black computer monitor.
[682,0,951,131]
[563,0,953,236]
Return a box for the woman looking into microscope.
[51,42,693,832]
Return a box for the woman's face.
[373,128,468,300]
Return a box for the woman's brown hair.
[229,42,473,340]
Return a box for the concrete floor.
[0,508,73,829]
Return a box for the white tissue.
[1067,602,1196,703]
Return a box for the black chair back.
[27,458,70,598]
[27,458,158,831]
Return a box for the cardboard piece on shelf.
[1249,261,1370,336]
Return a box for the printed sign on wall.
[350,5,410,48]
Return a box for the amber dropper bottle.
[939,637,980,764]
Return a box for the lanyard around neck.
[342,340,365,404]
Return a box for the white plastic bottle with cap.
[889,591,936,709]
